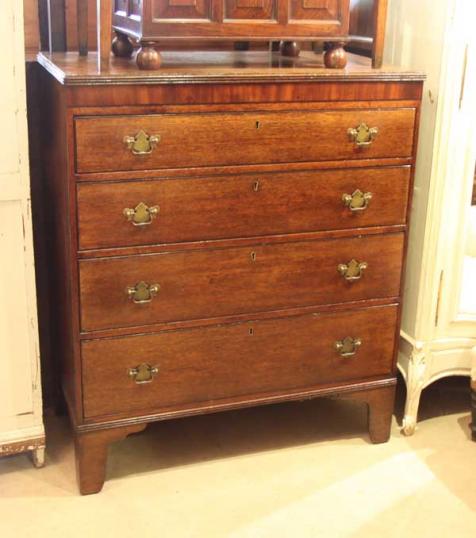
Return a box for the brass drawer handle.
[335,337,362,357]
[123,130,161,155]
[342,190,373,212]
[126,281,160,304]
[123,202,160,226]
[337,259,368,281]
[348,123,379,147]
[128,363,159,384]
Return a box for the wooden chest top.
[37,50,424,87]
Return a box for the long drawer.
[74,108,416,174]
[79,233,404,332]
[77,167,410,250]
[82,304,398,419]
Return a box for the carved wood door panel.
[289,0,344,22]
[224,0,277,21]
[151,0,213,22]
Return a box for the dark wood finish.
[110,0,351,68]
[338,382,395,443]
[136,42,162,69]
[82,304,398,419]
[280,41,300,58]
[77,0,89,55]
[40,0,67,52]
[79,233,404,332]
[35,52,423,493]
[113,0,350,40]
[24,0,41,52]
[74,108,416,173]
[37,51,425,87]
[111,31,134,57]
[66,0,98,51]
[36,69,82,424]
[371,0,387,68]
[98,0,113,67]
[324,41,347,68]
[77,166,410,250]
[26,62,58,410]
[350,0,374,39]
[348,0,373,57]
[348,0,389,67]
[75,423,147,494]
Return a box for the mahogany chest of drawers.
[37,50,423,494]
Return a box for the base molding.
[78,377,396,433]
[72,380,396,494]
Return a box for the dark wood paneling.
[38,0,67,52]
[24,0,41,52]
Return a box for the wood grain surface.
[82,304,398,419]
[74,108,416,173]
[77,166,410,250]
[79,233,404,332]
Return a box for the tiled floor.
[1,376,475,538]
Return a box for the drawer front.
[77,167,410,250]
[82,304,398,419]
[75,108,416,174]
[79,233,404,332]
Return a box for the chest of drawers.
[37,50,423,494]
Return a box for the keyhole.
[255,120,261,129]
[253,180,260,192]
[249,327,254,336]
[250,251,257,262]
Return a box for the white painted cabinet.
[0,0,45,464]
[385,0,476,434]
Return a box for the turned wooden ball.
[136,45,162,70]
[323,43,347,69]
[280,41,301,58]
[111,34,134,58]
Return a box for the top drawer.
[74,108,416,174]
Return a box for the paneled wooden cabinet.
[112,0,351,67]
[113,0,349,38]
[0,0,44,466]
[37,50,423,494]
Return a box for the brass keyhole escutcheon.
[126,281,161,304]
[347,123,379,147]
[342,190,373,212]
[123,202,160,226]
[334,337,362,357]
[337,259,368,282]
[128,363,159,384]
[123,130,161,155]
[255,120,261,129]
[250,251,257,262]
[253,180,260,192]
